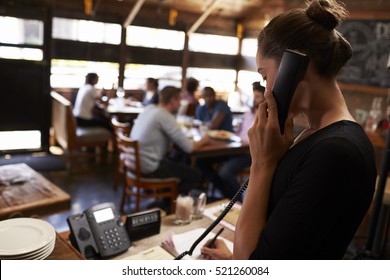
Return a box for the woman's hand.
[248,90,294,169]
[200,239,233,260]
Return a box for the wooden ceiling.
[2,0,390,36]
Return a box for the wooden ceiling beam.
[123,0,146,28]
[187,0,223,35]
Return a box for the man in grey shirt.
[130,86,209,196]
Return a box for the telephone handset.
[272,49,309,134]
[67,202,131,259]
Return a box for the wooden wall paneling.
[52,40,121,63]
[0,60,46,132]
[125,46,182,66]
[188,52,236,69]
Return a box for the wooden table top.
[191,139,249,158]
[0,163,71,220]
[46,232,85,260]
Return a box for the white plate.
[208,130,241,142]
[1,240,55,260]
[27,241,55,260]
[0,218,55,256]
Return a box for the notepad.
[168,227,233,260]
[121,246,174,260]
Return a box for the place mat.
[203,203,241,231]
[212,207,240,227]
[121,246,174,260]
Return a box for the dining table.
[185,127,250,167]
[103,98,144,123]
[0,163,71,220]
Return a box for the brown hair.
[186,77,199,94]
[258,0,352,77]
[159,86,180,105]
[147,77,159,89]
[252,81,265,93]
[85,73,98,84]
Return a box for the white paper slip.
[170,227,233,260]
[120,246,174,260]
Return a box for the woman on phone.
[201,0,376,260]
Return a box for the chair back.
[111,116,132,156]
[118,131,141,185]
[117,131,178,213]
[185,102,198,117]
[111,116,131,137]
[50,91,77,149]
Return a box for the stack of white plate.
[0,218,56,260]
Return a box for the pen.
[205,227,224,248]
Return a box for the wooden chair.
[118,132,179,213]
[111,116,132,190]
[50,91,112,169]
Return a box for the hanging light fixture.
[84,0,93,16]
[236,22,244,39]
[169,8,178,26]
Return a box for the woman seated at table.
[73,72,112,132]
[179,77,200,117]
[217,82,265,199]
[201,0,376,260]
[142,77,159,106]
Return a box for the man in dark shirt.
[195,86,233,132]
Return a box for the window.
[241,38,257,57]
[52,17,121,45]
[0,16,44,61]
[0,46,43,61]
[187,67,236,95]
[189,33,239,55]
[0,16,43,45]
[238,70,267,107]
[51,59,119,89]
[0,131,41,151]
[124,64,182,89]
[126,26,185,50]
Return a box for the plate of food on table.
[208,130,241,142]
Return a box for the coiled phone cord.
[174,178,249,260]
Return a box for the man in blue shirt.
[195,87,233,132]
[195,86,236,199]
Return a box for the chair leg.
[120,186,127,213]
[112,172,119,190]
[135,188,141,212]
[93,143,108,165]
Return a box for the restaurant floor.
[3,151,389,260]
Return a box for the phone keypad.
[99,227,127,251]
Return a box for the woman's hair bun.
[305,0,349,30]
